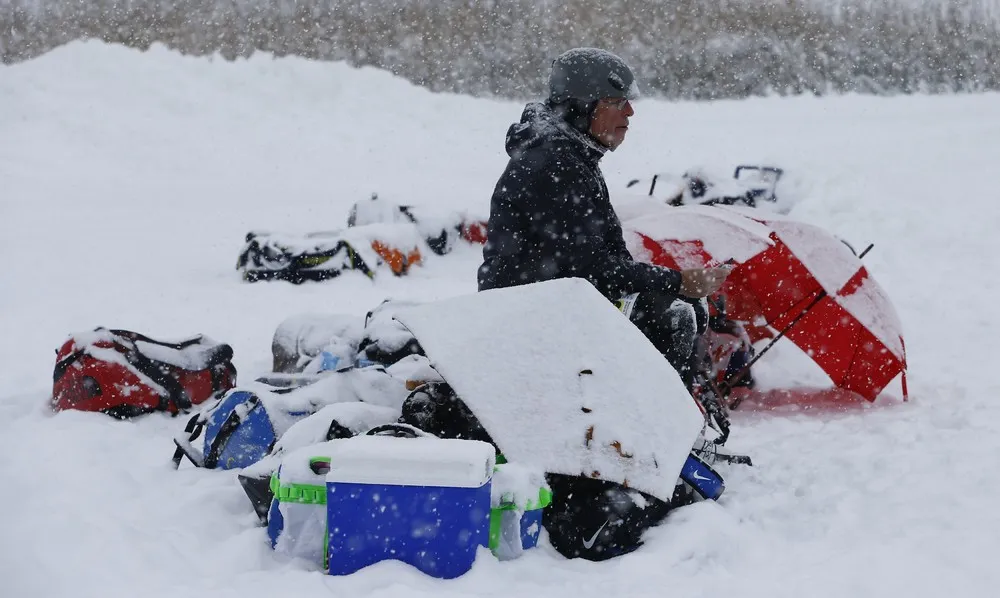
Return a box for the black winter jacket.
[477,102,682,300]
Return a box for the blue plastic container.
[519,509,544,549]
[323,436,496,579]
[488,481,551,558]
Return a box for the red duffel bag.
[51,328,237,419]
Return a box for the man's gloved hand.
[679,266,732,298]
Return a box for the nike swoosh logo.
[582,519,609,549]
[691,471,711,481]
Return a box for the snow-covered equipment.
[626,164,784,208]
[171,388,309,470]
[357,298,426,366]
[265,425,495,578]
[268,300,428,378]
[238,401,403,523]
[390,278,711,560]
[237,194,486,284]
[171,367,410,470]
[323,426,494,578]
[348,193,487,256]
[393,277,704,500]
[265,424,545,573]
[51,328,236,419]
[236,222,424,283]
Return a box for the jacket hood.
[505,101,607,162]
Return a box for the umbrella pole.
[720,289,828,397]
[720,242,875,401]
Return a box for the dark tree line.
[3,0,998,100]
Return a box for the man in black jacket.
[477,48,731,387]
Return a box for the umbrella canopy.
[623,204,907,402]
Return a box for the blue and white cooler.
[323,427,496,579]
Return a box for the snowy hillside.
[3,41,1000,597]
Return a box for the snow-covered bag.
[347,193,487,256]
[358,298,426,366]
[171,367,411,470]
[236,221,424,283]
[52,327,236,419]
[271,313,365,373]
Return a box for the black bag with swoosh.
[543,451,726,561]
[541,474,678,561]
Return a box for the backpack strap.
[172,412,207,468]
[112,332,192,412]
[108,329,235,413]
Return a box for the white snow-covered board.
[393,277,704,501]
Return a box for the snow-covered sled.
[236,194,487,284]
[236,223,425,283]
[625,164,784,209]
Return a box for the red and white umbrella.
[622,203,908,402]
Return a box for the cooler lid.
[323,436,496,488]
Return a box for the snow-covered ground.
[3,41,1000,597]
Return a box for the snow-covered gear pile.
[236,193,487,284]
[269,313,365,374]
[236,223,424,283]
[390,278,723,560]
[625,164,784,209]
[51,328,236,419]
[169,277,734,574]
[266,298,432,382]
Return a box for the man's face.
[588,97,634,151]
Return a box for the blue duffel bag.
[171,388,314,470]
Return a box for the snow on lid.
[323,436,496,488]
[622,204,774,264]
[392,277,705,502]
